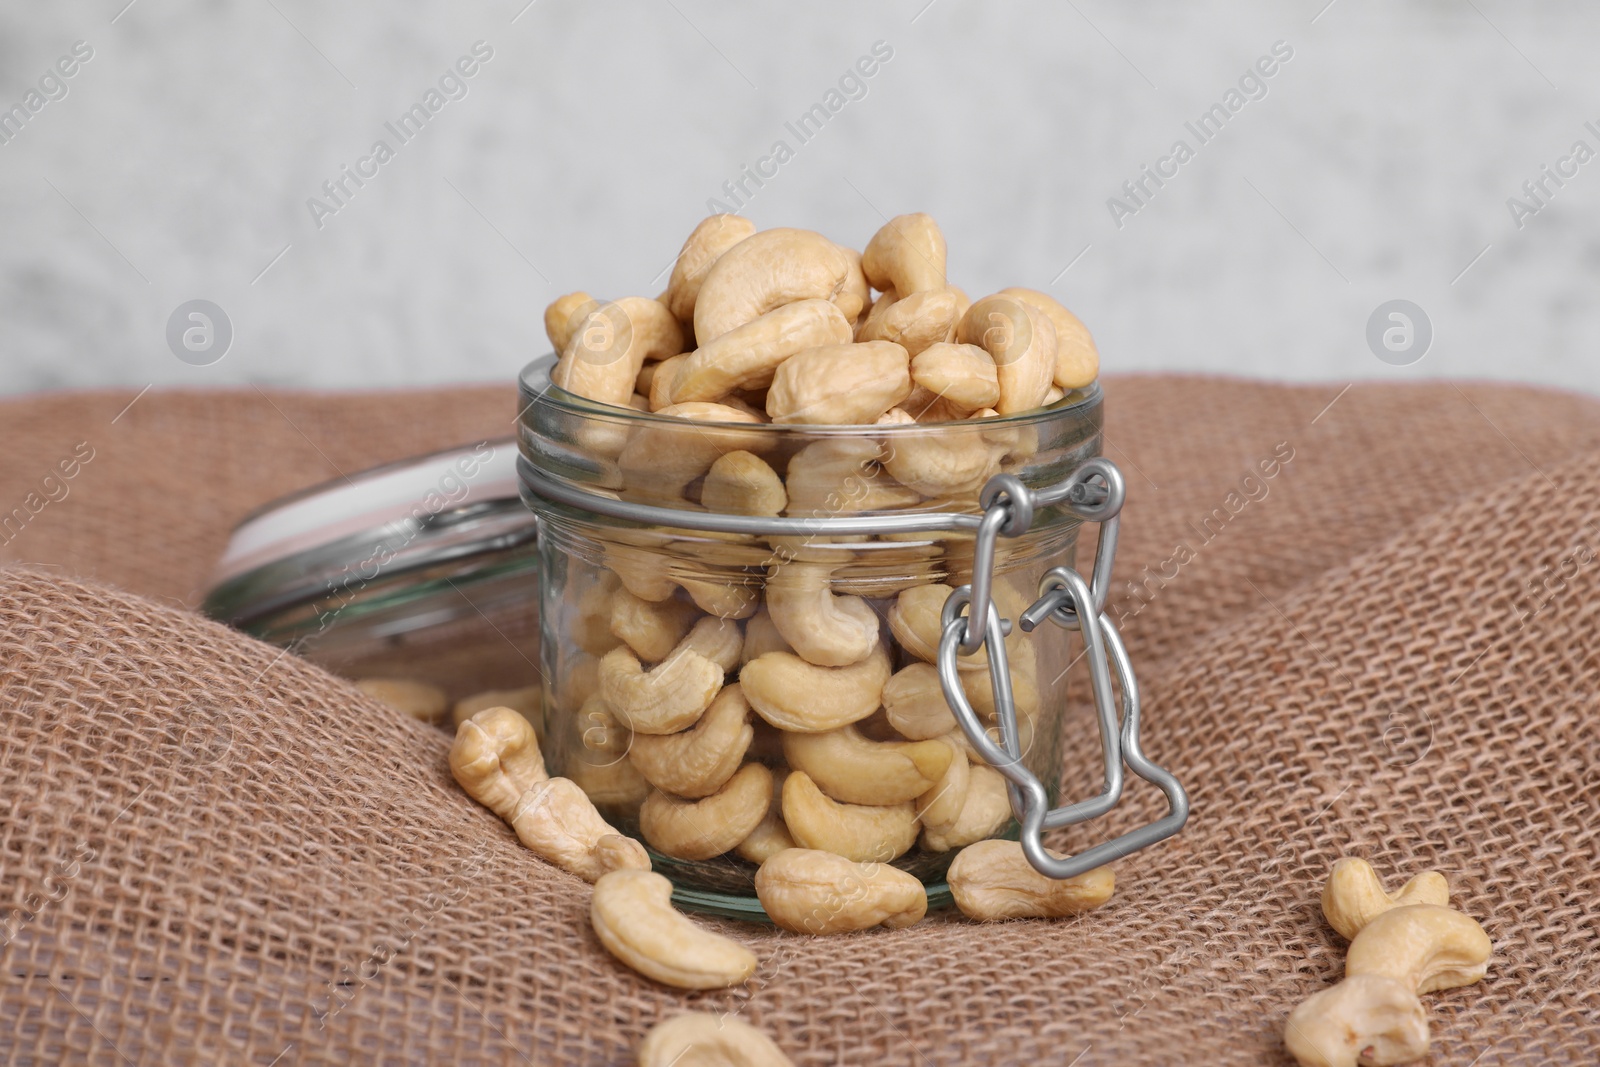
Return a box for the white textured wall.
[2,0,1597,396]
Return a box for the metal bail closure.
[936,459,1190,881]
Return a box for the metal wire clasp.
[936,458,1189,880]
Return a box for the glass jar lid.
[202,438,534,637]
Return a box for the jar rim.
[517,354,1101,433]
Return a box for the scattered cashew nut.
[508,777,651,882]
[590,869,758,989]
[636,1012,793,1067]
[1323,857,1450,940]
[449,706,550,821]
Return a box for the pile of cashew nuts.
[1285,857,1492,1067]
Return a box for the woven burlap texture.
[2,379,1598,1065]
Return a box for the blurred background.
[1,0,1596,396]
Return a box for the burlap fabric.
[2,379,1598,1065]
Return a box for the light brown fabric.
[2,379,1598,1064]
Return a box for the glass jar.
[518,354,1180,919]
[201,439,544,731]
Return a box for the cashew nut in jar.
[861,213,947,295]
[879,415,1005,499]
[920,763,1012,853]
[763,561,880,667]
[996,286,1099,391]
[882,662,959,740]
[617,402,769,504]
[856,287,964,356]
[755,848,927,935]
[693,228,866,343]
[735,769,795,864]
[636,1013,793,1067]
[670,299,854,404]
[609,588,700,664]
[781,723,951,806]
[781,769,919,863]
[907,342,1000,415]
[956,294,1057,414]
[740,644,892,733]
[701,450,787,516]
[508,777,651,882]
[665,214,757,325]
[947,839,1115,921]
[590,869,758,989]
[544,290,598,353]
[782,437,921,516]
[766,341,912,425]
[913,733,969,836]
[449,706,549,821]
[639,762,773,861]
[553,296,685,408]
[598,645,725,735]
[628,684,753,799]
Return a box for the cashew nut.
[882,662,959,740]
[355,677,447,722]
[693,228,866,342]
[629,684,753,798]
[755,848,927,935]
[647,352,688,411]
[508,777,650,882]
[1345,905,1492,994]
[590,869,758,989]
[554,297,686,408]
[914,734,969,833]
[637,1012,793,1067]
[598,645,724,735]
[741,607,794,663]
[701,451,787,516]
[665,214,757,325]
[677,615,744,672]
[782,724,951,806]
[567,755,651,810]
[960,642,1041,721]
[1284,975,1429,1067]
[781,770,918,863]
[1323,858,1450,940]
[610,588,701,663]
[861,213,947,295]
[451,685,543,736]
[741,644,892,733]
[670,299,854,403]
[617,402,768,504]
[544,290,598,353]
[920,763,1012,853]
[880,419,1005,499]
[607,542,678,602]
[449,706,549,821]
[782,437,921,516]
[766,341,912,425]
[735,770,795,864]
[947,839,1114,920]
[680,576,762,620]
[909,342,1000,414]
[856,287,964,356]
[639,762,773,861]
[887,585,987,669]
[996,286,1099,391]
[956,295,1057,414]
[764,561,880,667]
